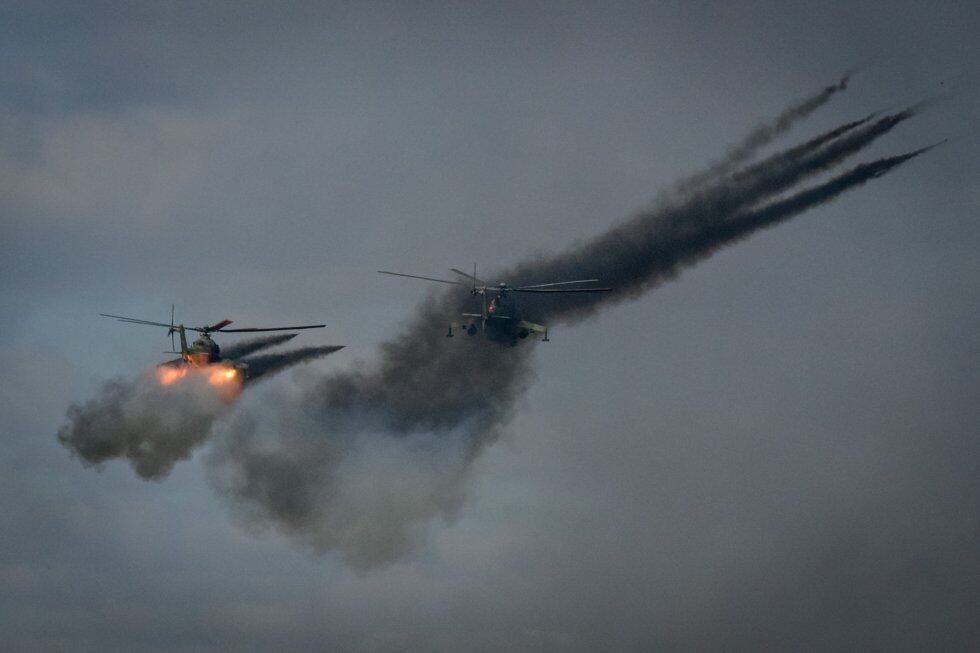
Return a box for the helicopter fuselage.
[161,331,248,379]
[454,290,548,344]
[483,294,522,341]
[100,310,326,377]
[184,333,221,366]
[377,267,608,344]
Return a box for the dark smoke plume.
[204,82,933,569]
[242,345,345,382]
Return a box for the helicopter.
[100,306,327,382]
[378,266,611,345]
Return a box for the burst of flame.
[158,367,188,385]
[154,363,243,400]
[208,366,239,386]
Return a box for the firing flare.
[155,364,242,400]
[208,367,239,386]
[157,367,188,385]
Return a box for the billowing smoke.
[58,371,230,479]
[58,337,342,479]
[204,81,935,569]
[207,334,532,569]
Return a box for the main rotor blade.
[511,287,613,293]
[378,270,463,285]
[100,314,181,329]
[216,324,326,332]
[449,268,488,286]
[515,279,601,289]
[101,313,323,334]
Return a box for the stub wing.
[517,320,547,334]
[518,320,550,341]
[159,357,185,368]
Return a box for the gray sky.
[1,1,978,651]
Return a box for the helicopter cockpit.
[488,292,517,319]
[190,332,221,363]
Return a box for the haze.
[1,2,977,651]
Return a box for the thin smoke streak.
[220,333,297,360]
[614,148,940,290]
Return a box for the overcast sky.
[1,2,978,651]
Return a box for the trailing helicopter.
[100,306,328,383]
[378,266,611,345]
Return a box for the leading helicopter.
[378,266,611,345]
[100,306,328,382]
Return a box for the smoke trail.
[221,333,297,360]
[242,345,345,382]
[566,146,940,313]
[714,145,941,249]
[671,110,912,236]
[206,88,932,569]
[501,109,918,322]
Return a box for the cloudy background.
[1,1,978,650]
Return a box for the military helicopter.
[378,266,611,344]
[100,306,327,382]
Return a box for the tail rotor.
[169,304,176,352]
